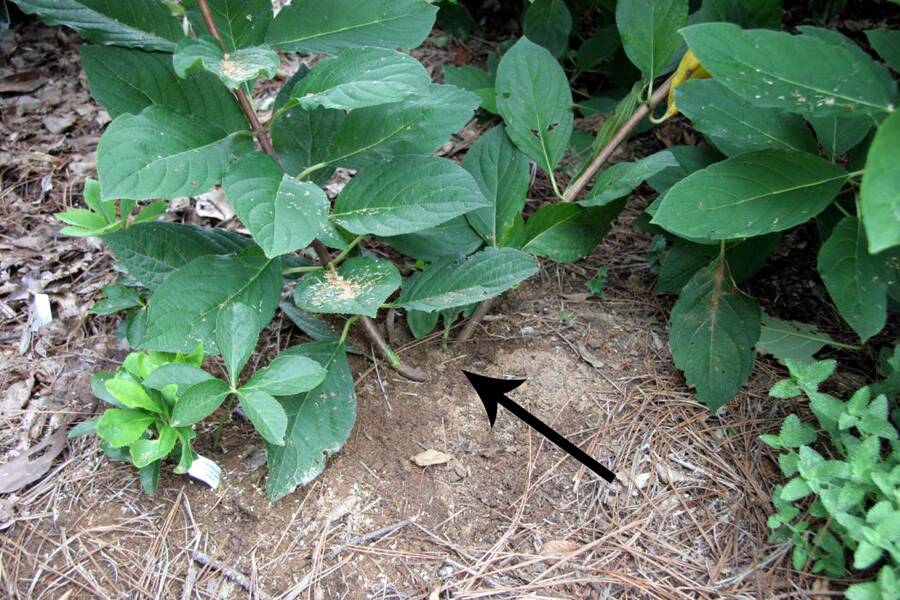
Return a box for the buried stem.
[457,73,676,344]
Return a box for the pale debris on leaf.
[412,449,453,467]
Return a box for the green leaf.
[866,28,900,72]
[141,249,283,354]
[757,314,839,362]
[91,372,121,406]
[523,202,624,263]
[397,247,538,312]
[781,477,812,501]
[98,107,237,201]
[523,0,572,58]
[809,114,873,162]
[139,459,160,495]
[818,217,892,342]
[223,152,329,258]
[266,0,437,54]
[407,309,440,339]
[184,0,272,51]
[495,37,573,180]
[91,284,142,315]
[443,65,497,114]
[646,145,722,194]
[853,540,884,570]
[13,0,183,51]
[615,0,688,81]
[579,151,678,207]
[238,389,287,446]
[173,36,279,89]
[68,418,98,438]
[96,408,156,448]
[130,424,177,468]
[861,111,900,254]
[652,149,846,241]
[290,47,429,110]
[105,379,163,414]
[216,303,260,384]
[103,222,251,290]
[293,257,400,318]
[79,45,247,130]
[461,126,529,247]
[577,25,620,70]
[272,67,344,183]
[266,342,356,501]
[324,83,479,169]
[279,302,341,341]
[333,155,488,236]
[777,414,818,448]
[669,258,761,410]
[142,364,215,394]
[586,267,609,298]
[677,79,818,157]
[381,217,484,262]
[241,354,327,397]
[681,23,897,118]
[655,235,779,294]
[170,378,231,427]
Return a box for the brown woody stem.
[457,74,676,344]
[197,0,425,382]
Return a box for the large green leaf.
[173,36,279,89]
[818,217,892,342]
[522,202,624,263]
[103,222,251,290]
[333,155,488,236]
[184,0,272,51]
[170,379,231,427]
[380,217,484,262]
[866,29,900,72]
[579,150,678,207]
[13,0,183,51]
[241,354,327,396]
[523,0,572,58]
[443,65,497,114]
[757,314,838,362]
[495,37,573,180]
[266,342,356,502]
[98,107,237,201]
[677,79,817,157]
[293,257,400,318]
[461,126,529,246]
[223,152,329,258]
[272,68,345,183]
[324,83,479,169]
[266,0,437,54]
[681,23,897,118]
[290,47,430,111]
[809,115,873,162]
[216,303,260,385]
[615,0,688,81]
[669,257,761,411]
[689,0,782,29]
[97,409,156,448]
[130,424,177,468]
[652,149,846,240]
[79,46,247,132]
[238,389,287,446]
[655,235,779,294]
[397,248,538,312]
[861,111,900,254]
[141,248,283,354]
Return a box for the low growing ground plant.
[762,352,900,599]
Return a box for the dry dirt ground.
[0,16,864,600]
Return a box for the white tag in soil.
[187,455,221,489]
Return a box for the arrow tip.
[462,371,526,428]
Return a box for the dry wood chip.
[412,449,453,467]
[540,539,580,557]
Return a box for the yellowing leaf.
[661,50,711,121]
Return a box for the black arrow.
[463,371,616,483]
